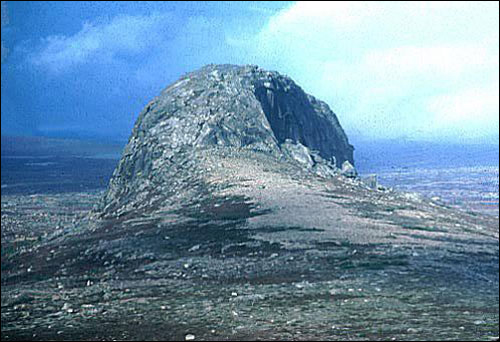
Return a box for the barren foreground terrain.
[1,149,498,340]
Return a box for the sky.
[1,1,499,144]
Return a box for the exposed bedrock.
[98,64,354,217]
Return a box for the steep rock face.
[99,64,354,217]
[253,77,352,165]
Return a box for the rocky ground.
[2,148,498,341]
[2,65,498,340]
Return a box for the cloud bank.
[30,12,176,73]
[238,1,499,142]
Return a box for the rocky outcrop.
[98,64,354,217]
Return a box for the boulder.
[341,160,357,178]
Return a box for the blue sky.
[1,1,498,144]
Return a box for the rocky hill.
[2,65,498,341]
[98,64,353,218]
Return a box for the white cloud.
[428,85,500,125]
[265,1,378,32]
[31,12,175,72]
[241,1,500,141]
[361,45,494,79]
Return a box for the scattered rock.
[188,244,200,252]
[341,161,357,178]
[361,174,378,189]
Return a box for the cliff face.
[99,64,353,217]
